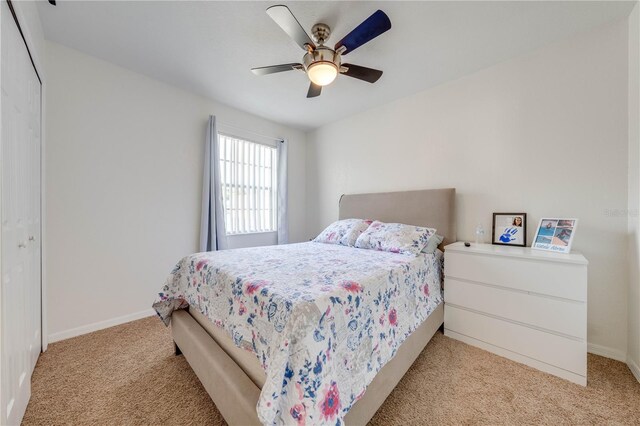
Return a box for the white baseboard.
[628,357,640,383]
[48,308,156,344]
[45,311,639,382]
[587,342,627,362]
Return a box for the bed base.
[172,303,444,426]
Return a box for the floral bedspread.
[153,242,443,425]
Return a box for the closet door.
[1,1,43,424]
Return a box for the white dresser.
[443,242,588,385]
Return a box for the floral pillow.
[313,219,373,247]
[354,221,437,255]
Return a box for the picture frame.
[532,218,578,254]
[492,213,527,247]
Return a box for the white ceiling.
[36,1,635,130]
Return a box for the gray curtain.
[277,139,288,244]
[199,115,228,252]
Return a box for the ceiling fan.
[251,5,391,98]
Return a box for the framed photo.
[532,218,578,254]
[492,213,527,247]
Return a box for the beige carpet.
[22,316,640,425]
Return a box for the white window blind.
[218,133,278,235]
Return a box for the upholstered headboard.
[338,188,457,247]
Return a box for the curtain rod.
[219,122,284,143]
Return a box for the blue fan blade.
[335,10,391,55]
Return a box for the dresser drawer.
[445,277,586,339]
[445,251,587,301]
[445,305,586,376]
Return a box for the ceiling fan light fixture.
[254,6,391,97]
[307,62,338,86]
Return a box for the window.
[218,133,277,235]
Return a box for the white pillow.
[422,234,444,254]
[313,219,373,247]
[354,221,437,255]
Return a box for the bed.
[153,188,456,425]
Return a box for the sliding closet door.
[1,1,43,424]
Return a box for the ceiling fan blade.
[251,63,303,76]
[341,64,383,83]
[266,5,316,51]
[307,82,322,98]
[335,10,391,55]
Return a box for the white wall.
[307,20,629,357]
[628,3,640,381]
[44,41,306,341]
